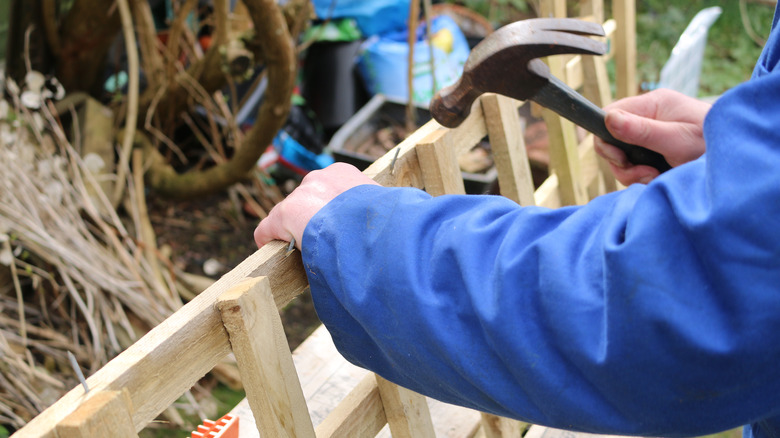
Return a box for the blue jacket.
[302,6,780,437]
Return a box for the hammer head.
[431,18,606,128]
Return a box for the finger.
[605,89,710,125]
[603,92,662,120]
[609,162,660,186]
[595,137,660,185]
[254,207,291,249]
[605,109,702,161]
[594,137,629,169]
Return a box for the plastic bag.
[658,6,722,97]
[356,15,470,107]
[310,0,410,37]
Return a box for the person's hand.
[254,162,380,250]
[594,89,711,185]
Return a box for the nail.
[390,148,401,174]
[67,351,89,393]
[286,238,295,254]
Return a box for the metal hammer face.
[430,18,606,128]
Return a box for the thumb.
[605,109,684,156]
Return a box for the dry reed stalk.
[112,0,140,206]
[0,87,193,430]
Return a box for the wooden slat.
[613,0,637,99]
[480,93,536,206]
[603,19,617,61]
[581,0,604,22]
[540,81,587,205]
[417,129,466,196]
[315,373,387,438]
[55,390,137,438]
[13,241,307,437]
[366,98,490,188]
[540,0,566,16]
[376,376,436,438]
[564,55,584,91]
[230,324,483,437]
[535,174,562,209]
[480,412,528,438]
[539,0,587,207]
[217,277,315,438]
[580,53,619,194]
[580,0,615,198]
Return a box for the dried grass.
[0,83,191,430]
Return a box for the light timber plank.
[217,277,315,438]
[581,0,604,23]
[376,375,436,438]
[315,373,387,438]
[13,241,307,437]
[480,411,529,438]
[541,84,587,205]
[540,0,566,17]
[525,424,641,438]
[417,129,466,197]
[534,174,562,209]
[577,135,605,200]
[480,94,536,206]
[564,55,584,91]
[580,53,619,194]
[366,98,489,189]
[539,0,587,207]
[55,390,137,438]
[231,324,483,438]
[613,0,637,99]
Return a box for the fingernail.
[608,110,635,141]
[639,175,654,184]
[601,147,624,167]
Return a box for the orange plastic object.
[191,414,239,438]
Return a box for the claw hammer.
[429,18,671,173]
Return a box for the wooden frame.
[11,1,636,436]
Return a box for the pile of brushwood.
[0,0,313,433]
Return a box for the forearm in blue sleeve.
[301,69,780,437]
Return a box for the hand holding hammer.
[430,18,672,173]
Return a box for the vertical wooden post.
[613,0,637,99]
[55,389,138,438]
[376,375,436,438]
[217,277,315,438]
[580,53,619,195]
[417,129,466,197]
[382,127,452,438]
[480,411,528,438]
[539,0,587,206]
[481,94,536,206]
[540,0,566,17]
[580,0,604,22]
[578,0,621,194]
[579,0,619,194]
[315,374,388,438]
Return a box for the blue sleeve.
[301,32,780,438]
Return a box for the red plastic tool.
[191,414,239,438]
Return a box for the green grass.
[634,0,776,96]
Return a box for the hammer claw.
[525,17,606,37]
[431,18,608,128]
[430,18,673,172]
